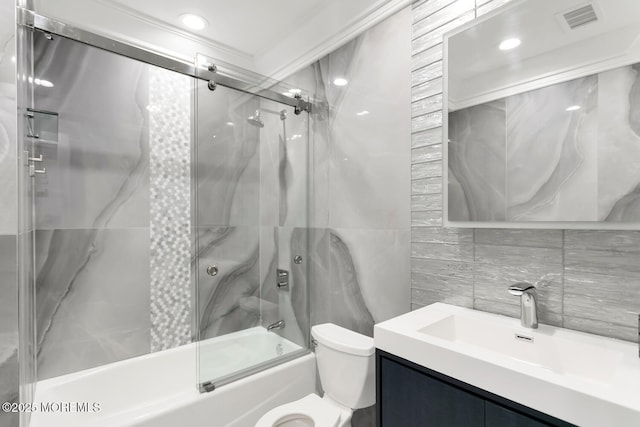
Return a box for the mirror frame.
[442,0,640,230]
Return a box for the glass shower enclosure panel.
[194,65,311,390]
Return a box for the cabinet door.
[485,401,554,427]
[380,356,484,427]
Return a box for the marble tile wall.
[32,32,151,379]
[193,81,264,343]
[448,66,640,222]
[411,0,640,342]
[30,32,196,379]
[282,8,412,426]
[0,0,19,425]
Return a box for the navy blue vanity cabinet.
[379,354,484,426]
[376,350,575,427]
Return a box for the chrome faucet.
[267,320,285,332]
[508,282,538,329]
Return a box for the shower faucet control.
[267,320,285,332]
[276,269,289,291]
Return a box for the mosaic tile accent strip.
[149,68,192,351]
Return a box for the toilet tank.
[311,324,375,409]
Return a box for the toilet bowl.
[256,324,375,427]
[255,394,348,427]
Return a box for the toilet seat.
[256,394,343,427]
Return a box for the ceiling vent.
[562,4,599,29]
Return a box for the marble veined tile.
[35,228,150,380]
[33,33,150,230]
[0,345,18,427]
[195,226,260,340]
[0,235,18,427]
[259,98,310,229]
[0,235,17,336]
[598,64,640,221]
[0,16,17,236]
[258,227,309,347]
[274,62,330,229]
[325,8,411,230]
[506,75,598,221]
[328,228,410,336]
[448,100,506,221]
[306,228,332,328]
[195,81,261,228]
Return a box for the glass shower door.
[194,70,311,390]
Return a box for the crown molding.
[256,0,414,81]
[35,0,413,82]
[95,0,253,63]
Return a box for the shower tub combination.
[30,329,315,427]
[16,10,316,427]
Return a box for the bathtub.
[30,327,315,427]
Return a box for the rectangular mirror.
[444,0,640,229]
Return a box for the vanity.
[374,303,640,427]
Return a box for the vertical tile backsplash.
[410,0,640,342]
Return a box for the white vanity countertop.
[374,303,640,427]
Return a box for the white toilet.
[256,323,375,427]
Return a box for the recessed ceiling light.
[180,14,208,30]
[226,122,234,126]
[333,77,348,86]
[356,110,369,116]
[566,105,581,112]
[11,56,16,63]
[499,38,521,51]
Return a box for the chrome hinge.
[16,7,35,27]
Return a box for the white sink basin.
[375,303,640,427]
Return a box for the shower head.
[247,110,264,128]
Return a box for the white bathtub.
[30,328,315,427]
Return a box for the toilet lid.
[256,394,342,427]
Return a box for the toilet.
[256,323,375,427]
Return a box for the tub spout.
[267,320,285,332]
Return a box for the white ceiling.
[33,0,412,78]
[107,0,328,56]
